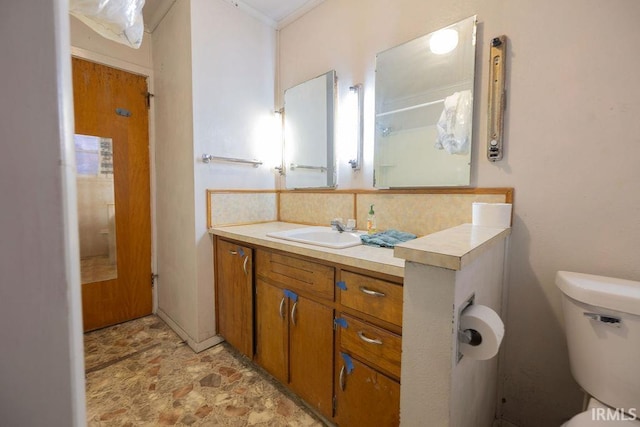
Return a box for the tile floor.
[85,315,325,426]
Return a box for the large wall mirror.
[284,70,336,189]
[374,16,477,188]
[75,134,117,284]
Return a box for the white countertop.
[209,222,511,277]
[394,223,511,270]
[209,222,405,278]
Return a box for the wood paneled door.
[72,57,152,331]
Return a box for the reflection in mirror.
[75,134,117,284]
[374,16,477,188]
[284,70,336,189]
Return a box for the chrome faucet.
[331,219,347,233]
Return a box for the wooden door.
[215,239,253,357]
[72,58,152,331]
[255,279,288,383]
[335,357,400,426]
[289,296,334,418]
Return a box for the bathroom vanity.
[210,221,510,426]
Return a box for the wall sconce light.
[273,108,285,175]
[348,84,364,170]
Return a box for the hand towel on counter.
[434,90,472,155]
[360,230,417,248]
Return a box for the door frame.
[71,46,158,314]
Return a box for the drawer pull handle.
[242,256,249,276]
[279,297,286,319]
[339,365,346,391]
[229,250,238,255]
[357,330,383,345]
[291,301,298,326]
[359,286,386,297]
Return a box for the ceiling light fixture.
[429,28,459,54]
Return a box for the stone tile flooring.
[85,315,325,426]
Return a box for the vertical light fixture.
[273,108,285,175]
[487,36,506,161]
[348,84,364,170]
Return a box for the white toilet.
[556,271,640,426]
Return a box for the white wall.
[152,0,201,345]
[279,0,640,425]
[191,0,278,343]
[0,1,85,426]
[153,0,277,348]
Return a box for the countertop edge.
[393,224,511,270]
[209,222,405,279]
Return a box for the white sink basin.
[267,226,363,249]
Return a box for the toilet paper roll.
[472,202,512,228]
[459,304,505,360]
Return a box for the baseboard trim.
[494,420,519,427]
[156,309,224,353]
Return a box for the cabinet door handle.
[357,330,383,345]
[229,250,238,255]
[279,297,286,319]
[242,256,249,276]
[339,365,346,391]
[359,286,385,297]
[291,301,298,326]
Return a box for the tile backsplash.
[279,192,355,226]
[356,193,508,236]
[208,189,512,236]
[208,191,277,228]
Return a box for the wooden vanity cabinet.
[254,249,335,419]
[335,269,403,426]
[254,278,288,382]
[214,238,253,358]
[335,357,400,426]
[215,237,403,425]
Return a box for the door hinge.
[151,273,158,287]
[144,91,155,109]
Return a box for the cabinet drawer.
[340,314,401,379]
[340,271,402,326]
[256,250,335,300]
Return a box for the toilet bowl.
[556,271,640,426]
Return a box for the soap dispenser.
[367,204,377,234]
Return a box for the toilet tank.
[556,271,640,413]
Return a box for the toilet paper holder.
[458,327,483,346]
[457,294,480,362]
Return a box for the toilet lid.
[565,411,640,426]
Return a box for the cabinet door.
[289,295,334,418]
[255,279,288,384]
[216,239,253,357]
[335,356,400,427]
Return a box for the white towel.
[434,90,472,155]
